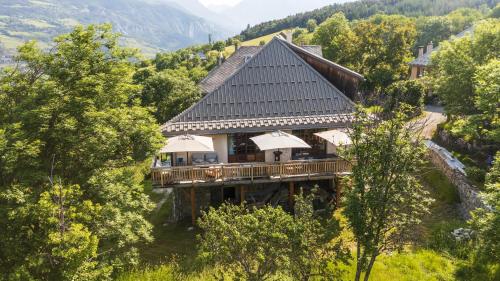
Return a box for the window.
[292,129,327,159]
[227,133,265,163]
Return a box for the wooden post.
[335,176,342,208]
[288,181,295,207]
[240,186,246,205]
[190,186,196,225]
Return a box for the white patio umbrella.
[250,130,311,150]
[314,130,352,146]
[160,134,214,153]
[159,134,215,165]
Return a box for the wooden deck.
[151,158,352,188]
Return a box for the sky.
[198,0,242,7]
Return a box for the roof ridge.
[280,37,364,80]
[274,37,357,109]
[168,41,270,124]
[199,46,264,86]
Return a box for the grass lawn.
[414,161,465,248]
[224,29,294,55]
[119,248,458,281]
[338,250,457,281]
[139,180,200,270]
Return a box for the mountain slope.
[160,0,240,32]
[0,0,231,56]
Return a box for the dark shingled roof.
[163,37,357,136]
[410,51,433,67]
[300,45,323,57]
[199,46,263,93]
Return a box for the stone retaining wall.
[424,140,485,219]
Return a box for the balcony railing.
[151,158,351,187]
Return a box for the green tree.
[447,8,483,33]
[343,108,432,281]
[306,19,317,32]
[211,41,226,52]
[431,19,500,142]
[293,28,312,45]
[141,69,201,123]
[0,182,107,280]
[0,24,163,184]
[198,194,348,281]
[415,16,452,50]
[473,59,500,141]
[384,79,426,115]
[491,3,500,18]
[197,204,294,281]
[0,24,163,279]
[289,189,349,281]
[312,12,357,68]
[87,166,155,271]
[351,15,417,91]
[431,36,476,116]
[465,152,500,280]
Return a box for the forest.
[239,0,495,40]
[0,1,499,281]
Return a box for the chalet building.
[152,35,364,223]
[409,42,434,79]
[409,26,475,79]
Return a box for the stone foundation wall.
[425,140,485,219]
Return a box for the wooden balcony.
[151,158,352,188]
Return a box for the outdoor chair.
[176,157,184,166]
[205,153,218,164]
[192,153,206,165]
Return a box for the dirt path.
[414,105,447,139]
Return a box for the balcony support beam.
[288,181,295,208]
[190,186,196,225]
[334,176,342,208]
[240,186,246,205]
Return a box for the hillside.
[240,0,495,40]
[0,0,231,57]
[223,29,292,55]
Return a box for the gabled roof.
[282,39,364,81]
[199,46,263,93]
[278,37,364,100]
[300,45,323,57]
[410,51,433,67]
[163,37,357,136]
[410,26,475,67]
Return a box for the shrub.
[306,19,318,32]
[427,221,474,259]
[384,79,426,115]
[197,192,347,281]
[465,166,486,186]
